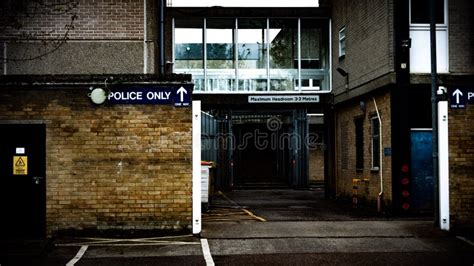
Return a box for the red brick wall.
[0,88,192,235]
[449,105,474,230]
[335,90,392,207]
[1,0,144,41]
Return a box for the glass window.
[168,0,319,7]
[338,27,346,58]
[302,19,324,69]
[300,19,328,91]
[175,19,204,90]
[371,116,380,170]
[355,117,364,170]
[175,19,203,69]
[173,17,330,93]
[238,19,267,69]
[206,19,234,69]
[410,0,444,24]
[206,19,235,91]
[269,19,298,91]
[238,18,268,91]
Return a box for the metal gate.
[206,109,309,190]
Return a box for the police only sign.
[107,85,191,107]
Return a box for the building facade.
[0,0,193,237]
[0,0,472,238]
[331,0,474,231]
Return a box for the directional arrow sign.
[174,86,190,107]
[453,89,463,104]
[177,86,188,102]
[449,88,467,109]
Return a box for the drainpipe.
[144,0,159,74]
[143,0,149,74]
[373,97,383,212]
[159,0,165,76]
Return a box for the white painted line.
[200,239,215,266]
[66,245,88,266]
[457,236,474,246]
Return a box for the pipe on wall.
[159,0,165,76]
[373,97,383,213]
[143,0,149,74]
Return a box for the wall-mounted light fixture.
[359,100,366,114]
[88,87,107,104]
[336,67,349,90]
[88,77,113,105]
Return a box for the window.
[340,121,349,170]
[371,116,380,170]
[338,27,346,58]
[168,0,319,7]
[408,0,448,73]
[173,18,330,92]
[410,0,445,24]
[355,117,364,170]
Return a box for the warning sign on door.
[13,156,28,175]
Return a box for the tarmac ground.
[1,188,473,265]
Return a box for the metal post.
[192,101,202,235]
[430,0,439,226]
[438,100,450,230]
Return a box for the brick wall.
[0,0,144,41]
[0,87,192,235]
[331,0,395,94]
[309,149,324,184]
[449,0,474,73]
[449,105,474,230]
[335,90,392,207]
[1,0,149,74]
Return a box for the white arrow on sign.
[453,89,463,104]
[177,86,188,102]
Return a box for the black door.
[0,124,46,239]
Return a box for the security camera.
[437,86,447,95]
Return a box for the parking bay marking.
[66,245,88,266]
[56,235,199,247]
[201,239,215,266]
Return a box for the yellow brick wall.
[449,104,474,230]
[335,90,392,208]
[0,88,192,235]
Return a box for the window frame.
[370,115,380,171]
[354,117,364,171]
[409,0,447,26]
[338,26,346,59]
[172,17,330,93]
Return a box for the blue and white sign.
[107,85,191,107]
[449,87,474,109]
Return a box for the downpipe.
[373,97,383,213]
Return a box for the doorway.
[233,118,291,188]
[410,129,434,212]
[0,123,46,239]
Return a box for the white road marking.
[55,235,196,247]
[457,236,474,246]
[200,239,215,266]
[66,245,88,266]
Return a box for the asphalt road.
[1,189,473,265]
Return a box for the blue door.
[410,130,434,211]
